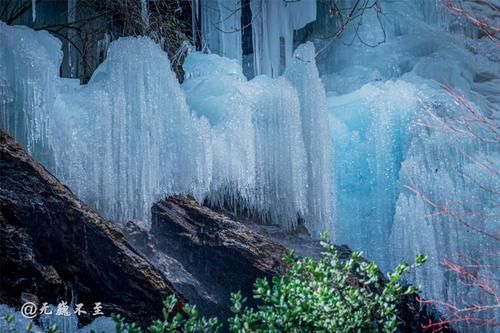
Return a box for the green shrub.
[227,232,426,333]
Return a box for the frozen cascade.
[284,42,334,237]
[50,37,208,222]
[250,0,317,77]
[182,43,332,234]
[200,0,242,63]
[0,21,333,233]
[317,0,499,330]
[0,21,62,156]
[182,52,310,231]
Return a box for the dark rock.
[151,195,287,319]
[123,219,155,257]
[121,219,220,316]
[0,130,184,327]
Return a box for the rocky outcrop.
[151,196,287,319]
[0,130,184,327]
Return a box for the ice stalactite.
[200,0,242,63]
[284,42,333,237]
[183,52,310,231]
[31,0,36,22]
[51,37,207,222]
[0,21,62,156]
[249,0,317,77]
[67,0,78,77]
[140,0,149,27]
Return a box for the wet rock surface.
[150,195,287,319]
[0,130,184,327]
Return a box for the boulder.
[0,130,184,327]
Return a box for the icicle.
[250,0,317,77]
[141,0,149,28]
[67,0,77,77]
[31,0,36,22]
[284,42,334,237]
[191,0,199,46]
[200,0,242,63]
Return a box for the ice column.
[51,37,206,222]
[250,0,317,77]
[0,22,62,155]
[285,42,334,237]
[200,0,242,63]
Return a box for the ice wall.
[0,21,333,234]
[317,0,499,330]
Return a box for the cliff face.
[0,130,184,326]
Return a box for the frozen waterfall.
[0,22,333,235]
[1,0,498,330]
[315,0,499,330]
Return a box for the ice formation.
[31,0,36,22]
[0,22,332,234]
[140,0,149,27]
[284,42,333,236]
[1,0,498,330]
[0,21,62,157]
[250,0,317,77]
[200,0,242,63]
[182,46,327,232]
[316,0,499,330]
[51,37,206,222]
[197,0,319,77]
